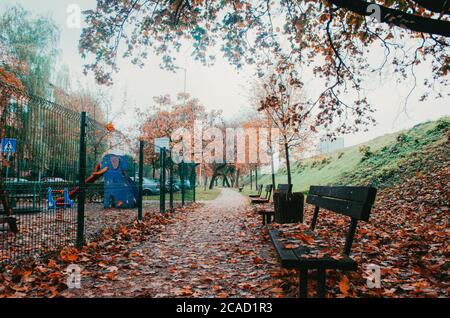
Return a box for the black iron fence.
[0,80,196,266]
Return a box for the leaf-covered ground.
[0,189,286,298]
[0,152,448,298]
[264,144,450,298]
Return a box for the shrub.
[321,156,331,166]
[359,145,373,161]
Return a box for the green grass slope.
[244,117,449,193]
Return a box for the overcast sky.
[1,0,449,148]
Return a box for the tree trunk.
[236,169,240,188]
[209,174,216,189]
[284,141,292,186]
[223,175,231,187]
[270,151,276,190]
[152,159,156,179]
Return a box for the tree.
[253,57,314,186]
[139,93,209,178]
[0,5,59,96]
[79,0,449,119]
[53,85,110,169]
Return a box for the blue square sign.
[1,138,17,153]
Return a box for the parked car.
[173,179,191,190]
[5,178,30,183]
[41,177,67,183]
[132,177,160,196]
[165,181,180,192]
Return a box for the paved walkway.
[63,188,284,297]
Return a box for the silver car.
[133,177,160,195]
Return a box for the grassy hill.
[243,117,449,193]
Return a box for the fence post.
[76,112,87,249]
[169,156,173,212]
[138,140,144,220]
[159,148,166,213]
[193,163,196,203]
[181,161,185,206]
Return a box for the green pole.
[159,148,166,213]
[138,140,144,220]
[193,163,196,203]
[76,112,87,249]
[181,161,185,206]
[169,156,173,212]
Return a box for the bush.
[359,145,373,161]
[321,156,331,166]
[310,156,331,169]
[396,133,410,144]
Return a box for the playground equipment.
[102,154,138,209]
[48,188,73,209]
[46,154,138,210]
[52,163,108,208]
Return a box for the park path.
[63,188,285,298]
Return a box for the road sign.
[1,138,16,154]
[155,137,170,153]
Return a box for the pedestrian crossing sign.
[1,138,17,154]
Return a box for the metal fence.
[0,80,80,264]
[0,80,197,266]
[157,148,196,213]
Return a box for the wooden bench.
[248,184,263,198]
[269,185,377,298]
[250,185,273,204]
[257,184,292,225]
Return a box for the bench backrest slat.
[309,185,377,205]
[306,185,377,256]
[307,186,376,221]
[306,194,371,221]
[277,184,292,195]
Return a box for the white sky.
[1,0,449,148]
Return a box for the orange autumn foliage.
[0,67,24,91]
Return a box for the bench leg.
[299,268,308,298]
[316,269,326,298]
